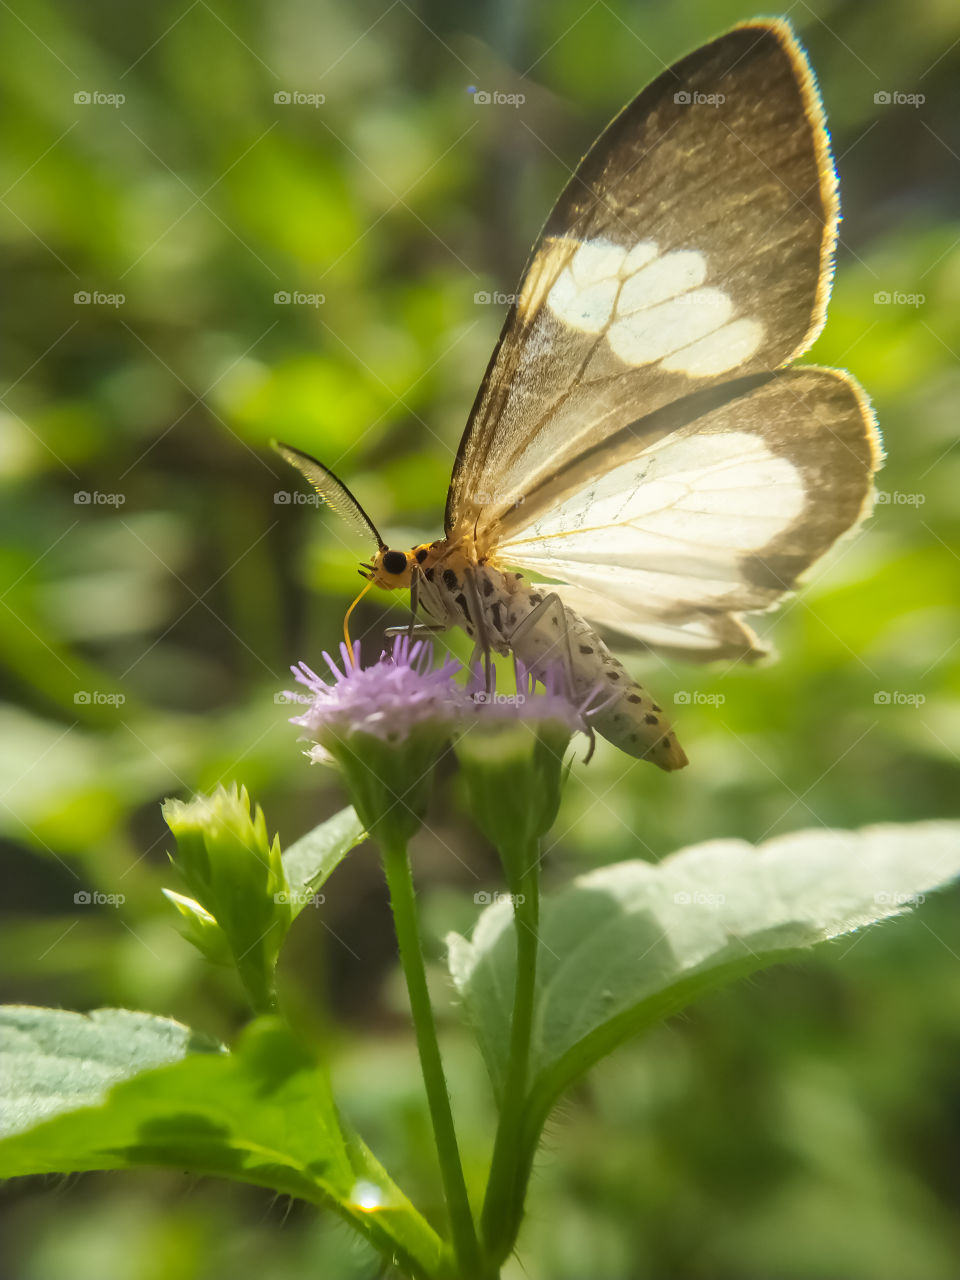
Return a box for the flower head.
[289,636,464,758]
[286,635,465,846]
[456,661,606,869]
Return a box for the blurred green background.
[2,0,960,1276]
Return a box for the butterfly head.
[362,542,438,590]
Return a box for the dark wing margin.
[444,19,839,546]
[272,441,385,550]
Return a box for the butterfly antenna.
[343,577,375,664]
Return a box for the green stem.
[480,843,541,1263]
[381,839,484,1278]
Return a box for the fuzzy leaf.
[449,821,960,1121]
[0,1010,445,1278]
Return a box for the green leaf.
[0,1012,446,1279]
[0,1006,222,1137]
[449,821,960,1130]
[281,805,366,918]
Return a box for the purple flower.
[287,635,466,758]
[467,660,611,737]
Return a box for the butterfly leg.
[462,566,495,694]
[507,591,598,757]
[506,592,578,696]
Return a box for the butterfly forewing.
[446,20,839,546]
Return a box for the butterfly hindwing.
[445,20,838,548]
[493,366,880,660]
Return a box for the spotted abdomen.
[420,558,687,771]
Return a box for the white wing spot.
[618,250,706,314]
[608,288,732,366]
[661,318,765,376]
[545,235,764,377]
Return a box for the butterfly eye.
[381,550,408,575]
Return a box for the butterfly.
[275,18,881,771]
